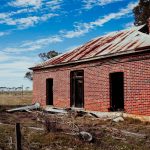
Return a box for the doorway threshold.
[71,107,85,111]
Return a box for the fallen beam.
[44,107,67,114]
[6,103,40,112]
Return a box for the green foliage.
[38,50,60,61]
[24,71,33,81]
[133,0,150,26]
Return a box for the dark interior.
[46,78,53,105]
[70,70,84,108]
[109,72,124,111]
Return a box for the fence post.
[15,123,22,150]
[21,85,23,99]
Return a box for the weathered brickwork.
[33,52,150,116]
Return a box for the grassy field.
[0,91,32,105]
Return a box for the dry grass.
[0,91,32,105]
[0,95,150,150]
[0,110,150,150]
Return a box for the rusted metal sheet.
[34,25,150,69]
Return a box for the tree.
[38,50,60,61]
[24,50,59,81]
[133,0,150,26]
[24,71,33,81]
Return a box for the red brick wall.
[33,52,150,116]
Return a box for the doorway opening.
[70,70,84,108]
[109,72,124,111]
[46,78,53,105]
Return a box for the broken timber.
[6,103,40,112]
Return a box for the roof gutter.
[30,46,150,70]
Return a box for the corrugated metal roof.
[33,25,150,69]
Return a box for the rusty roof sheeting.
[33,25,150,69]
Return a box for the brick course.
[33,52,150,116]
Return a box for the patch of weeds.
[43,119,58,132]
[143,121,150,125]
[125,117,142,124]
[0,125,15,150]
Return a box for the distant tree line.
[0,86,30,95]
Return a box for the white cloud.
[4,36,62,53]
[8,0,42,8]
[0,61,32,70]
[45,0,63,10]
[62,2,138,38]
[124,22,135,28]
[0,0,62,30]
[60,23,90,38]
[10,8,36,15]
[0,60,37,84]
[0,50,37,88]
[0,32,10,37]
[0,53,10,62]
[0,52,36,63]
[8,0,62,12]
[0,13,10,19]
[8,0,62,9]
[0,13,58,29]
[83,0,123,9]
[0,53,34,79]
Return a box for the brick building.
[31,22,150,116]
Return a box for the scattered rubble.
[113,116,124,122]
[79,131,93,142]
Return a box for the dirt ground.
[0,106,150,150]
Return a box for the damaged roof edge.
[30,46,150,70]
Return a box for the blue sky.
[0,0,138,89]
